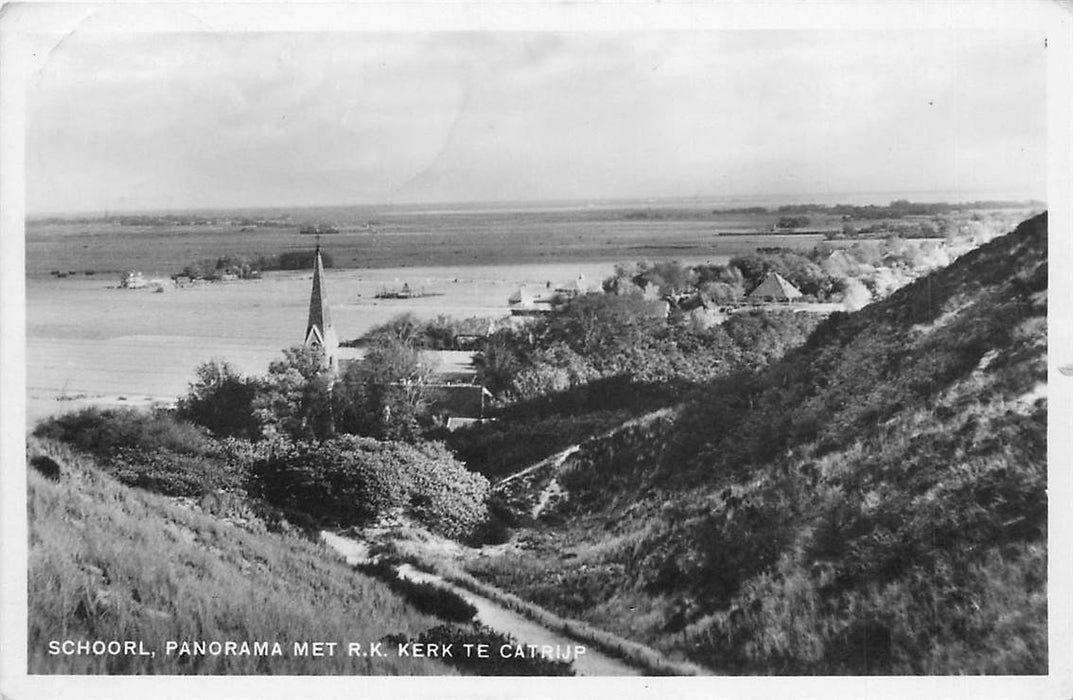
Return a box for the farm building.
[508,285,557,315]
[747,272,803,302]
[554,274,599,296]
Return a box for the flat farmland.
[25,205,836,425]
[25,206,834,276]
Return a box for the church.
[302,244,339,372]
[300,244,489,429]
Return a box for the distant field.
[25,208,836,277]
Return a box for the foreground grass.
[27,439,452,675]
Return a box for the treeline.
[719,199,1044,219]
[32,213,297,227]
[778,198,1046,219]
[176,250,333,280]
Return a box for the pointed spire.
[305,244,338,370]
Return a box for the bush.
[776,215,811,229]
[108,447,246,498]
[250,436,489,539]
[33,407,213,457]
[32,407,254,499]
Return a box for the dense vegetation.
[33,406,489,540]
[252,437,488,539]
[603,237,951,305]
[443,295,821,479]
[467,213,1048,674]
[343,313,497,351]
[176,249,333,280]
[32,407,247,497]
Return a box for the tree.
[473,329,529,397]
[537,292,667,371]
[335,338,437,442]
[729,254,771,292]
[646,261,698,296]
[177,359,261,439]
[252,345,335,441]
[776,215,811,229]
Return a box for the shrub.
[32,407,255,499]
[250,436,489,539]
[33,407,213,457]
[29,455,61,481]
[108,447,245,498]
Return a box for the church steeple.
[304,244,338,370]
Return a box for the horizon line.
[25,189,1047,221]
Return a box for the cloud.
[26,29,1046,213]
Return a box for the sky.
[26,29,1047,214]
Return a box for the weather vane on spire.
[299,222,340,250]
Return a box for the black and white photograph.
[1,2,1071,698]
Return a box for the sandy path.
[319,531,641,676]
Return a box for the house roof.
[747,272,803,300]
[427,383,490,418]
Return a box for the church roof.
[305,246,338,367]
[747,272,803,301]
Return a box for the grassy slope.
[469,213,1048,674]
[27,439,453,675]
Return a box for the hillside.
[26,439,453,675]
[468,212,1048,674]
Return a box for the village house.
[746,272,803,303]
[508,274,599,315]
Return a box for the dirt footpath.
[319,531,641,676]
